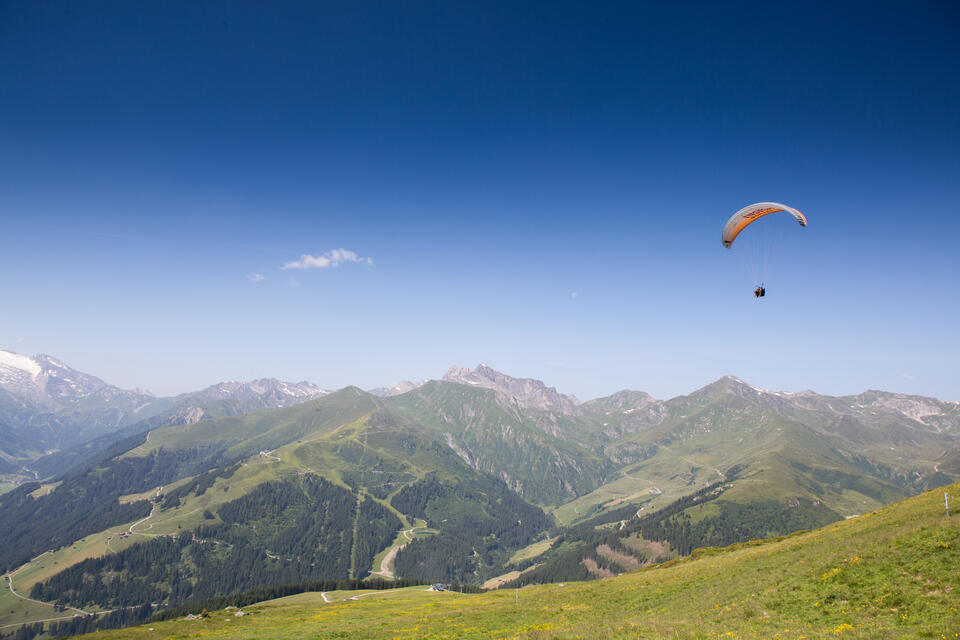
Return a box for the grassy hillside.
[73,482,960,639]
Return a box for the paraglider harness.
[754,285,765,298]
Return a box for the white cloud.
[247,273,265,283]
[282,248,373,270]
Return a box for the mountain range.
[0,349,958,638]
[0,350,328,479]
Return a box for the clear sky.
[2,1,958,401]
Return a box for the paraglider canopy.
[722,202,806,249]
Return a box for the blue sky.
[2,1,958,401]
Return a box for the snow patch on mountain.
[0,350,42,378]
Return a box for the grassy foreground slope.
[78,482,959,639]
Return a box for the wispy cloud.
[247,273,265,283]
[282,248,373,270]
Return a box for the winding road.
[2,552,92,631]
[129,501,157,534]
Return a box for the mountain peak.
[442,364,580,414]
[182,378,329,404]
[582,389,657,412]
[679,376,774,404]
[0,349,133,402]
[367,379,427,397]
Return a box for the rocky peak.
[442,364,580,414]
[0,349,151,405]
[33,353,112,400]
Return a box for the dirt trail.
[319,588,404,603]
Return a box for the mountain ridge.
[4,348,959,499]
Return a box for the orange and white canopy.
[721,202,806,248]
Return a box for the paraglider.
[722,202,806,297]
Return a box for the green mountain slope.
[7,392,555,622]
[72,482,960,640]
[384,381,615,504]
[554,376,952,526]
